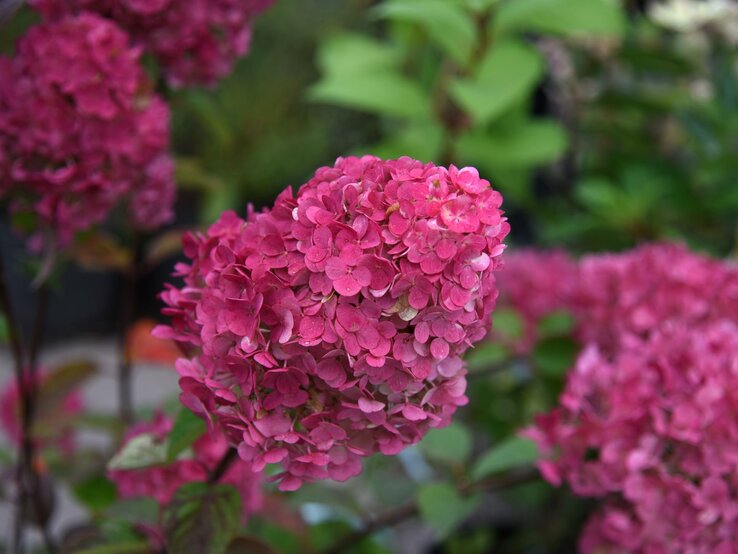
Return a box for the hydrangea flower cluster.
[108,413,262,518]
[31,0,274,87]
[523,243,738,552]
[0,13,175,249]
[572,243,738,352]
[495,249,578,352]
[529,321,738,553]
[0,373,83,455]
[156,156,508,490]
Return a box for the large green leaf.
[374,0,477,65]
[494,0,626,38]
[418,483,480,539]
[316,33,402,77]
[419,422,473,465]
[167,408,207,463]
[309,73,432,119]
[458,119,568,167]
[450,41,543,126]
[472,436,538,481]
[163,483,241,554]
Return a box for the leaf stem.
[207,447,239,485]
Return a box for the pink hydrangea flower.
[0,373,83,455]
[527,320,738,553]
[572,243,738,352]
[155,156,508,490]
[31,0,274,87]
[495,249,579,352]
[0,14,175,249]
[108,413,262,519]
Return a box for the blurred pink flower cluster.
[0,372,83,455]
[0,13,174,249]
[515,243,738,553]
[108,413,262,518]
[31,0,273,87]
[156,155,508,490]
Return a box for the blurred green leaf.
[33,361,97,434]
[418,483,480,539]
[317,33,402,76]
[74,476,117,513]
[533,336,578,379]
[537,310,575,338]
[472,436,538,480]
[458,119,568,167]
[164,483,241,554]
[374,0,477,65]
[494,0,626,38]
[167,408,206,463]
[108,433,167,471]
[466,342,510,371]
[309,72,431,119]
[368,120,444,161]
[493,308,525,340]
[450,41,544,126]
[419,422,473,465]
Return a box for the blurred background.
[2,0,738,552]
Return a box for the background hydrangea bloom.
[156,156,508,490]
[572,243,738,351]
[527,320,738,553]
[108,413,262,518]
[0,13,175,249]
[31,0,274,87]
[0,373,83,455]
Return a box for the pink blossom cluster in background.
[156,156,508,490]
[517,243,738,553]
[108,413,262,519]
[30,0,274,87]
[0,13,174,249]
[0,372,83,455]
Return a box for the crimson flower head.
[0,13,175,250]
[528,320,738,553]
[31,0,274,87]
[156,156,508,490]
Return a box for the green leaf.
[74,475,117,512]
[494,0,626,38]
[493,308,524,340]
[532,336,578,379]
[450,41,543,126]
[418,483,480,539]
[472,436,538,480]
[309,72,432,119]
[537,310,575,338]
[167,408,207,463]
[316,33,402,77]
[458,119,568,167]
[107,433,167,471]
[366,120,444,161]
[466,342,510,371]
[374,0,477,65]
[164,483,242,554]
[419,422,473,465]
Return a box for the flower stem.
[117,235,143,425]
[207,447,238,484]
